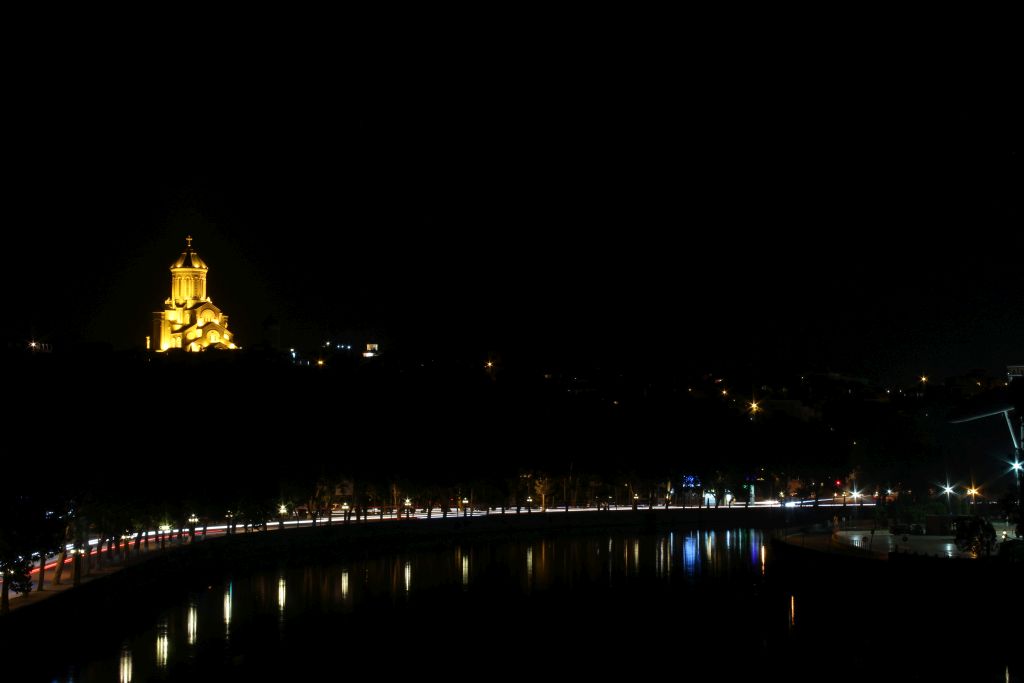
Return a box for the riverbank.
[1,506,829,633]
[771,528,1017,591]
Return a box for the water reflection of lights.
[404,561,411,593]
[341,570,350,600]
[789,594,795,627]
[526,546,533,576]
[119,646,132,683]
[683,534,698,577]
[462,555,469,586]
[187,601,198,645]
[223,582,233,636]
[156,620,169,669]
[278,577,287,612]
[632,539,639,574]
[761,544,766,576]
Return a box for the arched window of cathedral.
[202,309,216,324]
[208,330,220,344]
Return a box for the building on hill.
[149,236,239,352]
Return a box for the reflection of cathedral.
[149,236,238,352]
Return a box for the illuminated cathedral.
[149,236,238,352]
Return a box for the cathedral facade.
[150,236,238,352]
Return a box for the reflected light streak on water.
[223,583,233,638]
[156,620,168,669]
[790,594,796,628]
[278,577,287,613]
[187,602,198,645]
[684,534,698,577]
[119,646,132,683]
[341,571,349,600]
[404,561,411,594]
[462,555,469,586]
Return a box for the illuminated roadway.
[4,500,874,598]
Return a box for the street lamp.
[404,498,412,518]
[526,496,533,513]
[1012,461,1022,513]
[967,487,979,515]
[462,497,469,517]
[943,484,954,515]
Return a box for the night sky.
[7,45,1020,385]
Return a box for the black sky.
[7,36,1021,384]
